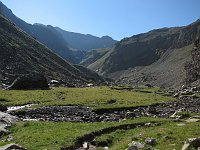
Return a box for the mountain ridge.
[0,15,105,87]
[86,19,200,87]
[0,1,116,63]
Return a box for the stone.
[145,138,157,146]
[185,118,200,122]
[83,142,89,149]
[0,111,18,125]
[128,141,145,149]
[104,146,109,150]
[190,138,200,148]
[7,73,49,90]
[0,143,27,150]
[49,80,60,87]
[125,112,136,118]
[182,138,200,150]
[145,123,153,127]
[173,93,179,97]
[50,80,59,84]
[126,146,138,150]
[6,135,14,142]
[177,123,186,126]
[192,116,200,119]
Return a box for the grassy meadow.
[0,86,199,150]
[0,86,174,110]
[0,118,167,150]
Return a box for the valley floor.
[0,86,199,150]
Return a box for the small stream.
[7,104,37,112]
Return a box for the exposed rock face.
[0,111,18,138]
[185,38,200,84]
[88,19,200,88]
[7,73,49,90]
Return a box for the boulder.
[145,138,157,146]
[7,73,49,90]
[0,111,18,137]
[182,138,200,150]
[49,80,60,87]
[83,142,89,149]
[0,111,18,125]
[128,141,145,149]
[0,143,27,150]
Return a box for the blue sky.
[1,0,200,40]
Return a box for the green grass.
[0,118,166,150]
[96,121,200,150]
[0,87,198,149]
[196,92,200,98]
[0,86,174,110]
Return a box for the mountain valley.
[0,1,200,150]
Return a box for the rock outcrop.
[185,38,200,84]
[0,143,27,150]
[7,73,49,90]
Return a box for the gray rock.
[173,93,179,97]
[6,135,14,142]
[126,146,138,150]
[7,73,49,90]
[182,138,200,150]
[0,112,18,137]
[83,142,89,149]
[0,111,18,124]
[0,143,27,150]
[128,141,145,149]
[145,138,157,146]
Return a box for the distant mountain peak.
[0,1,117,63]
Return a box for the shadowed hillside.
[0,1,116,63]
[0,15,105,87]
[87,19,200,87]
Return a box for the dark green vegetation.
[96,121,200,150]
[0,118,167,150]
[0,1,116,63]
[0,15,105,86]
[0,86,174,109]
[87,20,200,88]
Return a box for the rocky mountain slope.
[0,15,105,87]
[0,1,77,63]
[88,19,200,87]
[80,48,111,67]
[185,38,200,86]
[0,1,116,63]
